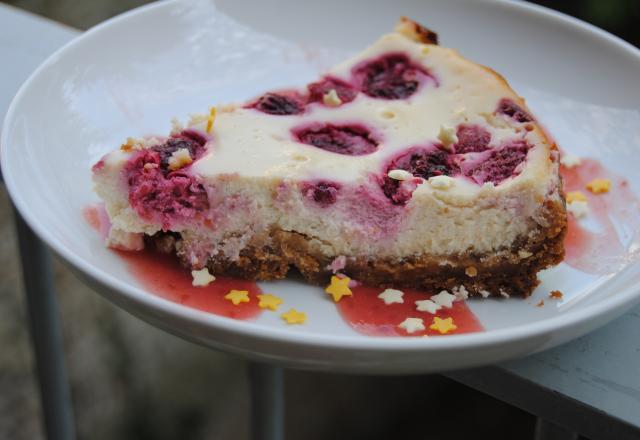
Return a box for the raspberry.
[294,123,378,156]
[392,148,455,179]
[125,151,209,226]
[179,129,208,146]
[381,148,457,204]
[466,142,529,185]
[300,181,341,207]
[497,98,533,123]
[252,93,304,115]
[455,124,491,154]
[354,53,429,100]
[151,136,205,171]
[307,77,357,104]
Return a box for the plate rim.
[3,0,640,355]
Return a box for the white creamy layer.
[93,29,562,262]
[190,33,551,201]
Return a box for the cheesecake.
[92,18,567,297]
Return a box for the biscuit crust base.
[151,200,566,298]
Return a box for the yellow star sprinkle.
[206,106,217,134]
[224,289,250,306]
[429,316,457,335]
[281,308,307,325]
[566,191,587,203]
[257,294,283,311]
[324,276,353,302]
[586,178,611,194]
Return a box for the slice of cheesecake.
[93,18,566,297]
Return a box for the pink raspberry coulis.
[464,141,529,185]
[307,77,357,105]
[125,134,209,228]
[497,98,533,123]
[455,124,491,154]
[353,53,434,100]
[293,123,379,156]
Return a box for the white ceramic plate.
[4,0,640,373]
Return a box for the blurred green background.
[0,1,638,439]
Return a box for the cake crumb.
[567,200,589,219]
[415,299,441,314]
[452,285,469,301]
[388,169,413,181]
[549,290,563,299]
[430,316,457,334]
[106,229,144,251]
[560,153,582,168]
[170,117,184,135]
[429,175,454,189]
[120,137,145,152]
[586,178,611,194]
[465,266,478,277]
[398,317,425,334]
[326,255,347,273]
[257,293,283,311]
[431,290,456,308]
[322,89,342,107]
[437,125,458,151]
[224,289,250,305]
[566,191,587,203]
[378,288,404,305]
[188,112,208,126]
[479,290,491,298]
[536,299,545,307]
[191,268,216,287]
[281,308,307,325]
[167,148,193,171]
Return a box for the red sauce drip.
[83,206,101,230]
[336,285,483,337]
[83,205,262,320]
[561,159,640,274]
[115,249,262,320]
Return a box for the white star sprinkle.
[398,317,425,334]
[560,153,582,168]
[378,288,404,305]
[430,290,456,308]
[415,299,441,314]
[452,285,469,301]
[567,200,589,219]
[191,268,216,287]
